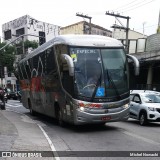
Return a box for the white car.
[129,90,160,125]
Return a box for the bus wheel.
[28,100,35,116]
[57,108,65,127]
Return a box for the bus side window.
[18,65,24,80]
[46,47,56,75]
[21,62,28,79]
[25,60,31,79]
[32,55,39,77]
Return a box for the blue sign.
[96,87,105,97]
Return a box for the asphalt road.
[3,100,160,160]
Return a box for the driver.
[87,74,99,86]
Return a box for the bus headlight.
[123,104,129,109]
[79,107,85,111]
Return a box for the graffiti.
[28,17,39,31]
[2,15,27,31]
[2,15,60,37]
[31,56,44,78]
[37,24,44,31]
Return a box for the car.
[129,90,160,125]
[7,91,18,100]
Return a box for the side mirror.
[61,54,74,76]
[127,54,139,76]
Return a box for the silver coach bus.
[18,35,139,125]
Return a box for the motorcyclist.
[0,87,4,102]
[0,87,5,110]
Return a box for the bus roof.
[53,35,123,47]
[20,34,123,63]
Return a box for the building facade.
[2,15,60,45]
[1,15,60,91]
[60,21,112,37]
[112,27,147,54]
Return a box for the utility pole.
[105,11,130,54]
[76,13,92,34]
[22,36,25,55]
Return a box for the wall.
[60,22,84,34]
[146,34,160,52]
[60,21,112,37]
[113,28,147,39]
[2,15,60,43]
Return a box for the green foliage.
[0,40,38,73]
[16,40,38,55]
[0,42,16,72]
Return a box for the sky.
[0,0,160,37]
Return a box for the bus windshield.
[70,47,129,100]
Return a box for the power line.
[117,0,150,11]
[122,0,156,13]
[135,24,157,30]
[113,0,142,11]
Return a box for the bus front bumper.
[74,107,130,125]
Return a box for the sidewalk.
[0,109,55,160]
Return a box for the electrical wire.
[122,0,157,13]
[113,0,143,11]
[135,24,157,32]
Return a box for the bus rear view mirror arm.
[127,54,139,76]
[61,54,74,76]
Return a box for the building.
[2,15,60,46]
[112,26,147,54]
[1,15,60,91]
[60,21,112,37]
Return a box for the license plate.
[101,116,111,121]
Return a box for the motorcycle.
[4,92,8,103]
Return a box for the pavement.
[0,109,56,160]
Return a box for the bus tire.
[28,99,35,116]
[55,105,65,127]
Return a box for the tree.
[0,40,38,77]
[15,40,38,55]
[0,42,16,74]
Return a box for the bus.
[18,35,139,125]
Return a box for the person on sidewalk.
[0,87,5,110]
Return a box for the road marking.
[6,109,60,160]
[37,124,60,160]
[6,103,22,107]
[123,131,160,145]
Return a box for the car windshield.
[141,94,160,103]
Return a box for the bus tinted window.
[46,47,56,75]
[21,62,28,79]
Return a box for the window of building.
[4,30,11,40]
[16,28,25,36]
[39,31,46,45]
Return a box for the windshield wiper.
[106,69,121,100]
[90,73,102,102]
